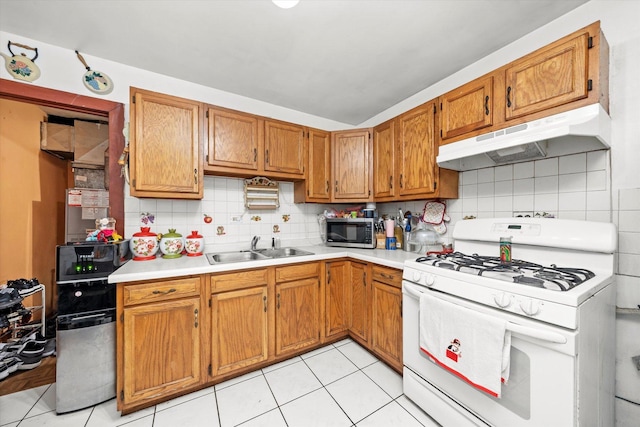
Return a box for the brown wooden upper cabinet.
[331,129,372,202]
[294,128,331,203]
[129,87,203,199]
[439,76,493,142]
[372,119,396,200]
[207,107,260,172]
[504,31,590,120]
[396,101,440,197]
[438,21,608,146]
[205,106,305,180]
[264,120,305,175]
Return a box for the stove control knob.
[424,274,436,287]
[519,299,541,316]
[493,293,512,308]
[412,271,422,282]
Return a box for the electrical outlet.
[231,215,243,223]
[513,211,534,218]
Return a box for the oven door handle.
[403,283,568,344]
[505,322,567,344]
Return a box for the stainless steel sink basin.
[206,247,314,264]
[256,247,315,258]
[206,251,269,264]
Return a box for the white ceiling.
[0,0,588,126]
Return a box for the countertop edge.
[108,246,418,284]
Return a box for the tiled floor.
[0,339,440,427]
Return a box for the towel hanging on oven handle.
[403,285,567,344]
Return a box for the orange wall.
[0,98,68,313]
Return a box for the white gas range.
[402,218,616,426]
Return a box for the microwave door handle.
[505,322,567,344]
[402,282,567,344]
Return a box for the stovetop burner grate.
[415,252,595,291]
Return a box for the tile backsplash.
[447,150,612,225]
[123,150,613,252]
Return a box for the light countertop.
[108,245,421,284]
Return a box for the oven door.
[402,281,578,427]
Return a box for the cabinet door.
[440,76,493,141]
[325,261,349,338]
[211,286,268,377]
[130,88,202,198]
[349,262,368,343]
[505,33,589,120]
[306,128,331,201]
[371,281,402,372]
[264,120,305,176]
[332,130,371,201]
[207,107,260,171]
[275,277,320,355]
[397,101,437,197]
[372,119,395,199]
[122,297,201,405]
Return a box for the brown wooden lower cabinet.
[370,266,403,372]
[118,278,202,412]
[211,286,269,377]
[349,261,369,343]
[116,260,403,413]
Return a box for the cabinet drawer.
[275,262,319,282]
[123,277,201,306]
[211,268,268,293]
[371,265,402,288]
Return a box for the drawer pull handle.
[263,295,267,312]
[277,293,281,309]
[506,86,512,108]
[152,288,177,295]
[194,308,199,328]
[484,95,490,116]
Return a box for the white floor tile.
[17,406,92,427]
[154,384,215,412]
[86,398,154,427]
[261,355,301,373]
[0,384,50,425]
[25,383,56,418]
[214,368,263,391]
[332,338,353,348]
[299,345,333,359]
[154,393,219,427]
[264,360,322,405]
[362,362,403,399]
[337,342,378,369]
[216,375,277,427]
[396,395,442,426]
[356,401,423,427]
[237,408,287,427]
[280,388,351,427]
[304,348,357,385]
[326,371,392,423]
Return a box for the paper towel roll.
[385,219,395,237]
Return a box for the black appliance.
[55,241,129,414]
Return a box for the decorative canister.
[130,227,159,261]
[184,230,204,257]
[159,229,184,259]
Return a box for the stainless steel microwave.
[325,218,376,249]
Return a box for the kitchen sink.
[255,247,315,258]
[206,247,314,265]
[206,251,269,264]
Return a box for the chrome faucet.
[251,235,260,251]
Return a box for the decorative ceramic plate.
[83,69,114,94]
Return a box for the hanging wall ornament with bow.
[1,41,41,82]
[75,50,114,95]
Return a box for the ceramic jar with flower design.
[130,227,159,261]
[185,230,204,256]
[159,229,184,259]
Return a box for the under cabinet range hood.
[437,104,611,171]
